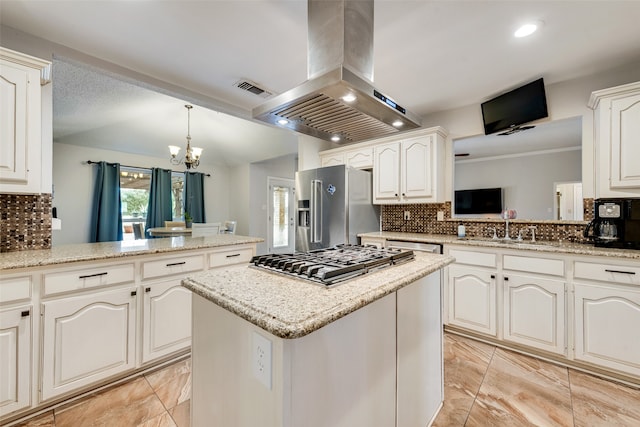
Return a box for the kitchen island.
[182,251,454,427]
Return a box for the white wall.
[227,164,250,236]
[249,154,298,254]
[52,143,228,245]
[455,149,581,220]
[424,59,640,201]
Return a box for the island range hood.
[252,0,422,144]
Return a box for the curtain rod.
[86,160,211,177]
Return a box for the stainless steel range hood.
[252,0,421,144]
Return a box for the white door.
[142,280,192,364]
[401,136,432,201]
[503,274,566,355]
[373,142,400,203]
[0,306,31,417]
[41,288,136,401]
[267,177,295,253]
[448,264,497,336]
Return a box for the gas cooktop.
[250,244,415,286]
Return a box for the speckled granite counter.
[182,251,454,339]
[0,235,263,270]
[359,231,640,260]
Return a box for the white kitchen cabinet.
[319,146,374,170]
[503,274,566,355]
[447,264,497,336]
[0,47,51,194]
[141,280,191,364]
[589,81,640,197]
[574,282,640,377]
[320,152,344,167]
[373,128,446,204]
[40,287,137,401]
[0,305,31,417]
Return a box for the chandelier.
[169,104,203,170]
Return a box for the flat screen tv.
[481,78,548,135]
[455,188,503,215]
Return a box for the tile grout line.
[463,343,497,426]
[141,375,176,426]
[567,369,577,427]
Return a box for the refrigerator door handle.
[311,179,322,243]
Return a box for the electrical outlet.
[252,331,272,389]
[437,211,444,221]
[404,211,411,220]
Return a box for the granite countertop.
[359,232,640,260]
[182,251,454,339]
[0,235,263,270]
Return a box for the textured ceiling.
[2,0,640,163]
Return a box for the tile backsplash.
[381,199,594,243]
[1,193,52,252]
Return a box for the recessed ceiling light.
[342,94,356,103]
[514,21,543,38]
[392,120,403,128]
[331,135,341,142]
[277,119,289,125]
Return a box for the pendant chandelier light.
[169,104,203,169]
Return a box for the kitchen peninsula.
[0,235,261,424]
[182,251,454,427]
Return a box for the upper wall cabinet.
[320,146,374,169]
[373,128,446,204]
[0,47,51,194]
[589,81,640,198]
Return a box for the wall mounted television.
[454,188,503,215]
[481,78,548,135]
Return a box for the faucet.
[528,226,537,242]
[487,227,498,240]
[503,220,512,240]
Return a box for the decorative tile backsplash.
[381,198,594,243]
[0,193,52,252]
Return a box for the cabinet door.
[574,283,640,377]
[401,136,433,201]
[345,147,373,169]
[610,92,640,188]
[41,288,136,401]
[142,280,192,363]
[373,142,400,203]
[503,274,566,355]
[320,153,344,167]
[447,264,497,336]
[0,306,31,417]
[0,52,46,193]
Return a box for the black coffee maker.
[584,198,640,249]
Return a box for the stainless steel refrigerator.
[295,165,380,251]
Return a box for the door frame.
[267,177,295,253]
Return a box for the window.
[120,167,185,240]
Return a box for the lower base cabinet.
[503,274,566,355]
[447,264,497,336]
[41,288,137,401]
[574,282,640,377]
[0,306,31,417]
[142,280,192,363]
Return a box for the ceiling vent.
[234,79,273,98]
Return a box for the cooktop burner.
[250,244,415,286]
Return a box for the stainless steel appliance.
[295,165,380,251]
[386,240,443,254]
[584,198,640,249]
[250,244,414,286]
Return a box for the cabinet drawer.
[503,255,564,276]
[448,249,497,268]
[209,247,254,268]
[0,276,31,303]
[142,254,205,280]
[43,263,135,296]
[574,261,640,285]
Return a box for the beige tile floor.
[13,333,640,427]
